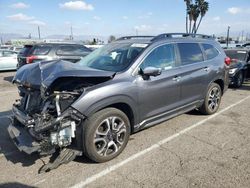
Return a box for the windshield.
[78,42,148,72]
[225,50,247,61]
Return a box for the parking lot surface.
[0,71,250,188]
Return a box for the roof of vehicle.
[24,42,87,47]
[113,33,216,45]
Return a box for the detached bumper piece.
[8,122,40,154]
[39,148,82,173]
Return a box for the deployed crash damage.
[8,60,114,172]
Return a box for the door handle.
[204,67,210,72]
[172,76,181,82]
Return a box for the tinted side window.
[140,44,176,70]
[202,44,219,60]
[177,43,203,65]
[32,45,51,55]
[56,45,90,56]
[19,46,33,56]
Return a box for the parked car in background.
[17,43,92,68]
[224,48,250,87]
[0,45,11,50]
[9,33,229,172]
[0,50,18,71]
[242,43,250,48]
[9,46,23,53]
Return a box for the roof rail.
[151,33,214,42]
[116,36,154,41]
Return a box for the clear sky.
[0,0,250,37]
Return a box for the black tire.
[82,108,131,163]
[233,71,244,88]
[199,83,222,115]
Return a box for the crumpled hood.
[13,60,115,90]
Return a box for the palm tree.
[184,0,209,34]
[191,1,200,33]
[195,0,209,33]
[188,4,197,33]
[184,0,191,33]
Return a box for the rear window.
[56,45,91,56]
[177,43,204,65]
[32,45,52,55]
[225,50,247,61]
[202,44,219,60]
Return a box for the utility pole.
[38,26,41,39]
[241,30,244,42]
[0,37,3,45]
[135,29,138,36]
[226,26,230,48]
[70,25,73,40]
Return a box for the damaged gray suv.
[8,33,229,172]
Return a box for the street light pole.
[38,26,41,39]
[226,26,230,48]
[70,25,73,40]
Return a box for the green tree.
[184,0,191,33]
[195,0,209,33]
[184,0,209,34]
[108,35,116,43]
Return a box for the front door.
[136,43,182,126]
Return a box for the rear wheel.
[233,71,244,88]
[82,108,130,163]
[199,83,222,115]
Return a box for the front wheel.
[199,83,222,115]
[82,108,131,163]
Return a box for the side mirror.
[142,66,162,77]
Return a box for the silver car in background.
[0,50,18,71]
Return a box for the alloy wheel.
[208,87,221,112]
[94,116,127,157]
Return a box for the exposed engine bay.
[14,81,86,153]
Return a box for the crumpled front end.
[8,85,85,155]
[8,60,115,156]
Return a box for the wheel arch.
[214,79,224,94]
[105,103,135,133]
[78,96,138,133]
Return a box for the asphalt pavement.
[0,71,250,188]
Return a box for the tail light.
[26,56,37,64]
[224,57,231,66]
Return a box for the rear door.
[55,45,91,63]
[177,43,207,105]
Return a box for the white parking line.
[71,95,250,188]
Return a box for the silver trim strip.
[139,100,202,126]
